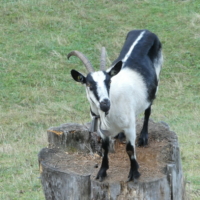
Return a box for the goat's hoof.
[99,177,103,182]
[126,177,139,183]
[95,175,106,182]
[127,170,141,182]
[137,138,148,147]
[95,168,107,182]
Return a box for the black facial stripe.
[93,86,99,101]
[103,71,111,95]
[86,74,99,101]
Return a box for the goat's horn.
[67,51,94,73]
[100,47,106,71]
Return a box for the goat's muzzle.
[100,99,110,113]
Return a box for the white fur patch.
[122,31,146,65]
[153,49,163,80]
[92,71,109,102]
[99,67,150,133]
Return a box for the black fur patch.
[103,71,111,95]
[111,30,162,102]
[86,73,99,101]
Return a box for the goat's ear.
[71,70,86,84]
[107,61,122,77]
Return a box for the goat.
[68,29,163,182]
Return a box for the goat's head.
[68,48,122,114]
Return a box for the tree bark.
[38,120,186,200]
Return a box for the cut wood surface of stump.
[38,119,186,200]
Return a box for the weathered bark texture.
[38,119,185,200]
[38,148,91,200]
[47,123,92,153]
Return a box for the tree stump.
[38,119,186,200]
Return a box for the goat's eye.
[78,76,83,82]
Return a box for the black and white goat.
[68,29,163,181]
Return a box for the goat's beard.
[99,109,110,131]
[87,96,110,131]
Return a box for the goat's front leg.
[126,125,141,181]
[96,137,109,182]
[138,106,151,146]
[126,141,141,181]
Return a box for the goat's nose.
[100,99,110,113]
[101,99,110,107]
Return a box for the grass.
[0,0,200,199]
